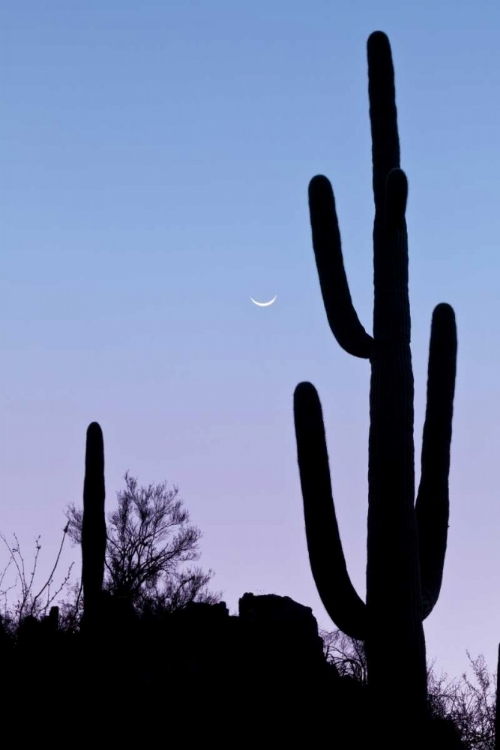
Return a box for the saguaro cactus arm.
[308,176,373,359]
[416,303,457,619]
[294,381,367,640]
[367,31,400,210]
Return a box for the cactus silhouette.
[81,421,106,632]
[293,31,457,740]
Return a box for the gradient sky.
[2,0,500,684]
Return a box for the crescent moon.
[250,295,277,307]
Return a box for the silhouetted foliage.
[321,628,496,749]
[0,463,219,638]
[321,628,368,684]
[65,471,220,619]
[435,653,497,750]
[0,526,74,637]
[496,646,500,750]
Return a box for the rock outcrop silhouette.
[1,593,469,747]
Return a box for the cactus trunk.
[81,422,106,632]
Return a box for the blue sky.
[2,0,500,684]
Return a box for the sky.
[2,0,500,685]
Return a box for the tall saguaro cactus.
[81,421,106,632]
[293,32,457,740]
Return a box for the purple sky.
[2,0,500,685]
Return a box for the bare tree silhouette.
[0,525,74,635]
[320,628,367,684]
[65,471,220,618]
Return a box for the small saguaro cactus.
[81,421,106,632]
[293,31,457,742]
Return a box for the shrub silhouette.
[66,472,219,622]
[323,628,497,749]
